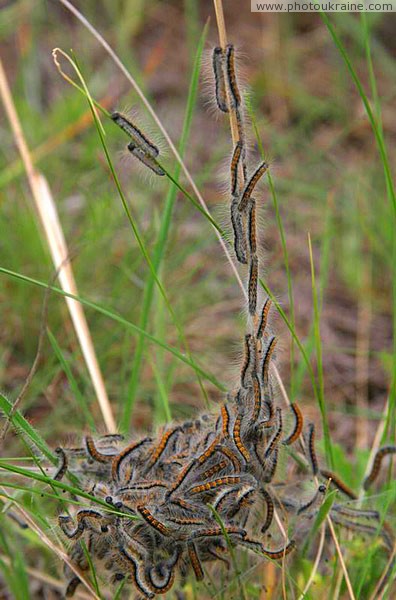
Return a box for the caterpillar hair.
[117,545,154,599]
[98,433,125,443]
[320,469,357,500]
[232,415,251,462]
[136,506,170,537]
[282,402,304,446]
[127,142,165,176]
[165,459,198,498]
[53,447,68,481]
[263,447,279,483]
[260,488,274,533]
[241,333,256,388]
[231,196,248,264]
[230,141,243,195]
[144,427,180,473]
[251,373,263,423]
[216,444,242,472]
[363,445,396,490]
[201,460,228,480]
[188,476,242,496]
[196,436,222,465]
[118,480,168,493]
[261,336,277,384]
[257,298,272,339]
[212,47,228,113]
[191,525,246,540]
[297,484,326,515]
[146,565,175,595]
[333,504,380,521]
[188,542,204,580]
[58,510,103,540]
[65,577,81,598]
[225,44,241,109]
[238,161,269,212]
[220,404,230,438]
[247,198,257,255]
[264,408,283,459]
[248,254,258,316]
[306,423,319,476]
[111,112,159,158]
[85,436,114,463]
[212,486,240,513]
[227,486,256,519]
[111,437,152,482]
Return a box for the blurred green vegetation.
[0,2,395,598]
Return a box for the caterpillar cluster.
[57,44,395,598]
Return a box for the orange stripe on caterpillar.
[282,402,304,446]
[188,542,204,580]
[84,436,114,463]
[196,436,222,465]
[238,161,269,212]
[252,373,263,423]
[201,460,228,480]
[248,255,258,316]
[261,336,277,383]
[165,459,197,498]
[216,444,242,472]
[111,437,152,482]
[188,476,241,495]
[264,408,283,459]
[145,427,180,471]
[233,415,251,461]
[136,505,170,536]
[257,298,272,339]
[221,404,230,437]
[230,142,243,196]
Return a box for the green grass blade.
[150,359,172,424]
[259,277,319,401]
[322,12,396,452]
[0,461,133,516]
[247,99,296,398]
[124,23,208,427]
[47,329,96,431]
[302,488,337,555]
[0,393,56,464]
[70,49,213,429]
[308,235,333,468]
[320,13,395,220]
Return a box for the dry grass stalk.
[0,58,116,433]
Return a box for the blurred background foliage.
[0,0,395,456]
